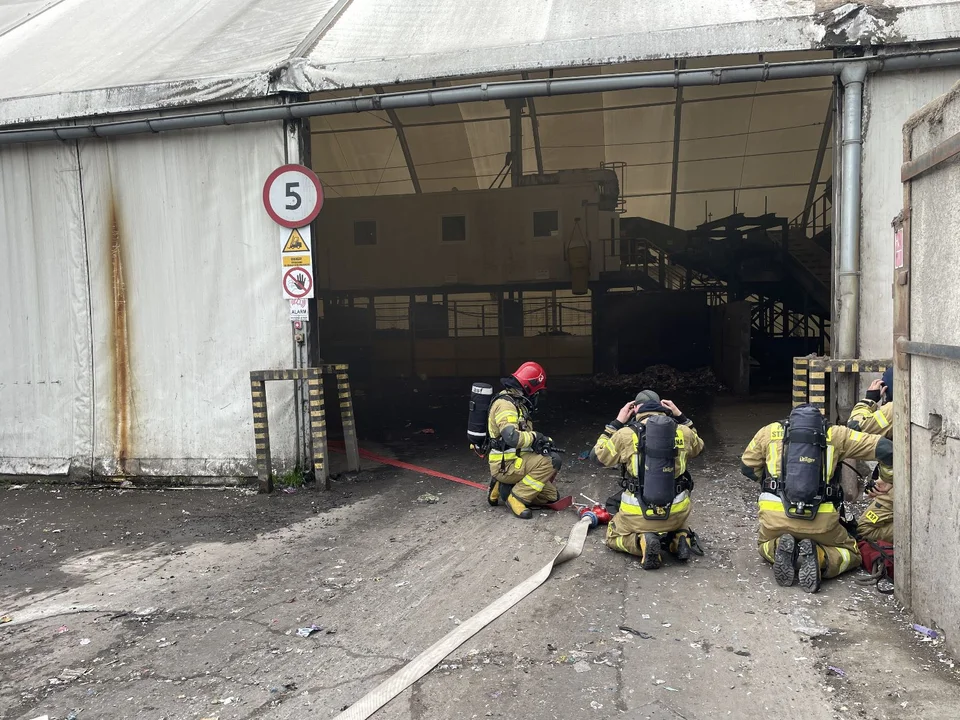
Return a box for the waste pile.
[593,365,721,392]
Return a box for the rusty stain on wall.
[110,194,132,476]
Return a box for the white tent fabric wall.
[0,122,296,479]
[311,54,835,230]
[0,142,91,475]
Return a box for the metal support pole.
[507,99,524,187]
[521,71,544,176]
[801,91,835,233]
[669,59,686,228]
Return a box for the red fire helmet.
[512,361,547,395]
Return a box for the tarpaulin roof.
[310,55,838,227]
[2,0,960,127]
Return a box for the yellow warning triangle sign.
[282,228,309,253]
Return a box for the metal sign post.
[262,163,325,483]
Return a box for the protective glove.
[532,433,554,454]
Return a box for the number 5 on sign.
[262,164,324,228]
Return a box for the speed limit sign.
[262,164,324,228]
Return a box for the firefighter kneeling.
[592,390,704,570]
[480,362,562,519]
[740,403,893,593]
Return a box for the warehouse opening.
[307,52,835,399]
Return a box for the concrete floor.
[1,391,958,720]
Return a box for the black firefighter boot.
[774,534,798,587]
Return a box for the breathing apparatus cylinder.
[467,383,494,451]
[641,414,678,508]
[783,404,826,506]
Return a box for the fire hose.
[332,515,594,720]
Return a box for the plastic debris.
[590,701,603,710]
[27,716,49,720]
[827,666,846,677]
[281,487,297,494]
[66,712,79,720]
[296,624,323,638]
[578,450,591,460]
[619,625,653,639]
[79,638,91,646]
[665,687,680,692]
[0,615,11,623]
[573,660,591,673]
[8,484,26,490]
[416,493,440,504]
[56,625,69,634]
[120,480,134,488]
[913,624,939,639]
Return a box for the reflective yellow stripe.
[760,541,776,563]
[521,475,544,492]
[873,410,890,429]
[488,452,517,462]
[766,441,779,477]
[758,499,838,514]
[826,443,835,477]
[599,436,615,454]
[495,411,518,423]
[619,492,689,516]
[631,454,639,478]
[615,536,627,552]
[837,547,853,574]
[619,492,643,515]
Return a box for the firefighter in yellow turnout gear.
[593,390,704,570]
[740,403,893,593]
[486,362,562,519]
[847,369,894,543]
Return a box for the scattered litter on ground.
[66,711,79,720]
[27,715,49,720]
[573,660,591,673]
[619,625,653,639]
[665,686,680,692]
[578,450,591,460]
[281,487,297,494]
[791,610,829,638]
[296,624,323,638]
[592,365,720,393]
[913,624,939,639]
[79,638,91,646]
[734,649,751,657]
[547,643,557,652]
[8,484,26,490]
[416,493,440,504]
[590,701,603,710]
[56,625,69,634]
[0,615,11,623]
[120,480,134,488]
[827,666,846,677]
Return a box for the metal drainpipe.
[836,64,867,415]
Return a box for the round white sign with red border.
[263,164,324,228]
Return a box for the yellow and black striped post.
[250,376,272,494]
[334,364,361,473]
[807,359,828,415]
[792,356,809,408]
[308,370,330,490]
